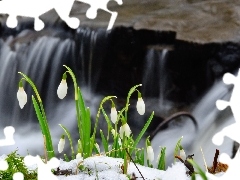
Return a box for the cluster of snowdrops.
[14,65,191,179]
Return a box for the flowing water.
[151,79,235,167]
[0,27,107,155]
[0,26,237,169]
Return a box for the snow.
[56,155,189,180]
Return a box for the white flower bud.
[57,79,68,99]
[58,136,65,153]
[180,149,186,160]
[147,146,154,163]
[136,97,145,115]
[17,87,27,109]
[119,123,131,139]
[76,153,83,160]
[110,107,118,124]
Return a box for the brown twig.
[213,149,219,173]
[150,111,198,140]
[125,148,145,180]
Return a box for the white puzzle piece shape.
[0,126,23,180]
[0,0,123,31]
[0,126,15,147]
[24,155,60,180]
[209,69,240,179]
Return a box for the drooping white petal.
[58,138,65,153]
[136,97,145,115]
[17,87,27,109]
[57,79,68,99]
[147,146,154,163]
[179,149,186,160]
[110,107,118,124]
[119,123,131,139]
[76,153,83,160]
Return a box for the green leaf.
[100,130,109,154]
[174,136,183,162]
[188,159,208,180]
[157,147,166,170]
[32,96,54,158]
[131,111,154,154]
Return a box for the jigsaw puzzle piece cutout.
[53,0,80,29]
[13,172,24,180]
[226,70,240,121]
[0,159,8,170]
[206,150,240,180]
[0,126,15,146]
[0,0,80,30]
[0,0,53,30]
[210,69,240,179]
[0,160,24,180]
[212,123,240,146]
[24,155,60,180]
[213,69,240,146]
[76,0,122,30]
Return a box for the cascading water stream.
[0,28,107,156]
[151,79,235,168]
[142,47,171,117]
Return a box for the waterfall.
[0,27,107,156]
[142,48,170,115]
[151,79,235,168]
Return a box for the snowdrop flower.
[110,106,118,124]
[17,82,27,109]
[119,123,131,139]
[147,145,154,163]
[179,149,186,160]
[136,92,145,115]
[57,73,68,99]
[58,135,65,153]
[76,153,83,160]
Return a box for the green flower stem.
[63,65,96,158]
[18,72,54,158]
[124,84,142,122]
[92,96,116,148]
[59,124,75,159]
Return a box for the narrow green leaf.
[100,130,109,154]
[188,159,208,180]
[158,147,166,170]
[174,136,183,162]
[131,111,154,154]
[32,96,54,158]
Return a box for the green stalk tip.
[19,80,23,87]
[62,72,67,80]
